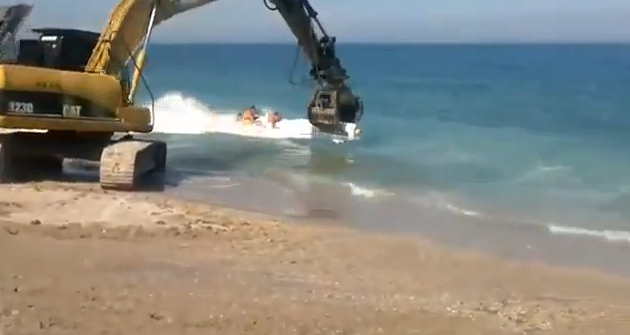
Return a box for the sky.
[16,0,630,43]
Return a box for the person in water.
[267,111,282,128]
[237,106,282,128]
[239,105,259,125]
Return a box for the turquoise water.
[137,43,630,244]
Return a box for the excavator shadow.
[34,159,169,192]
[58,157,238,192]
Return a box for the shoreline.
[1,181,630,334]
[165,169,630,277]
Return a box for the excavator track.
[99,138,166,190]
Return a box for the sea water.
[133,43,630,254]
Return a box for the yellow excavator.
[0,0,363,190]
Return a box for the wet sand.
[170,171,630,277]
[1,182,630,334]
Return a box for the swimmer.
[267,111,283,128]
[241,105,259,125]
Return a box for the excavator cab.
[17,28,100,71]
[16,28,132,94]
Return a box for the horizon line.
[151,41,630,45]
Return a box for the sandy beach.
[0,181,628,334]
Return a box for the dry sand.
[1,181,630,334]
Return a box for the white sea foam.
[144,92,359,142]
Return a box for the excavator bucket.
[0,3,33,60]
[308,86,363,139]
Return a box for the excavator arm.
[266,0,363,137]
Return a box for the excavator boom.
[85,0,218,75]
